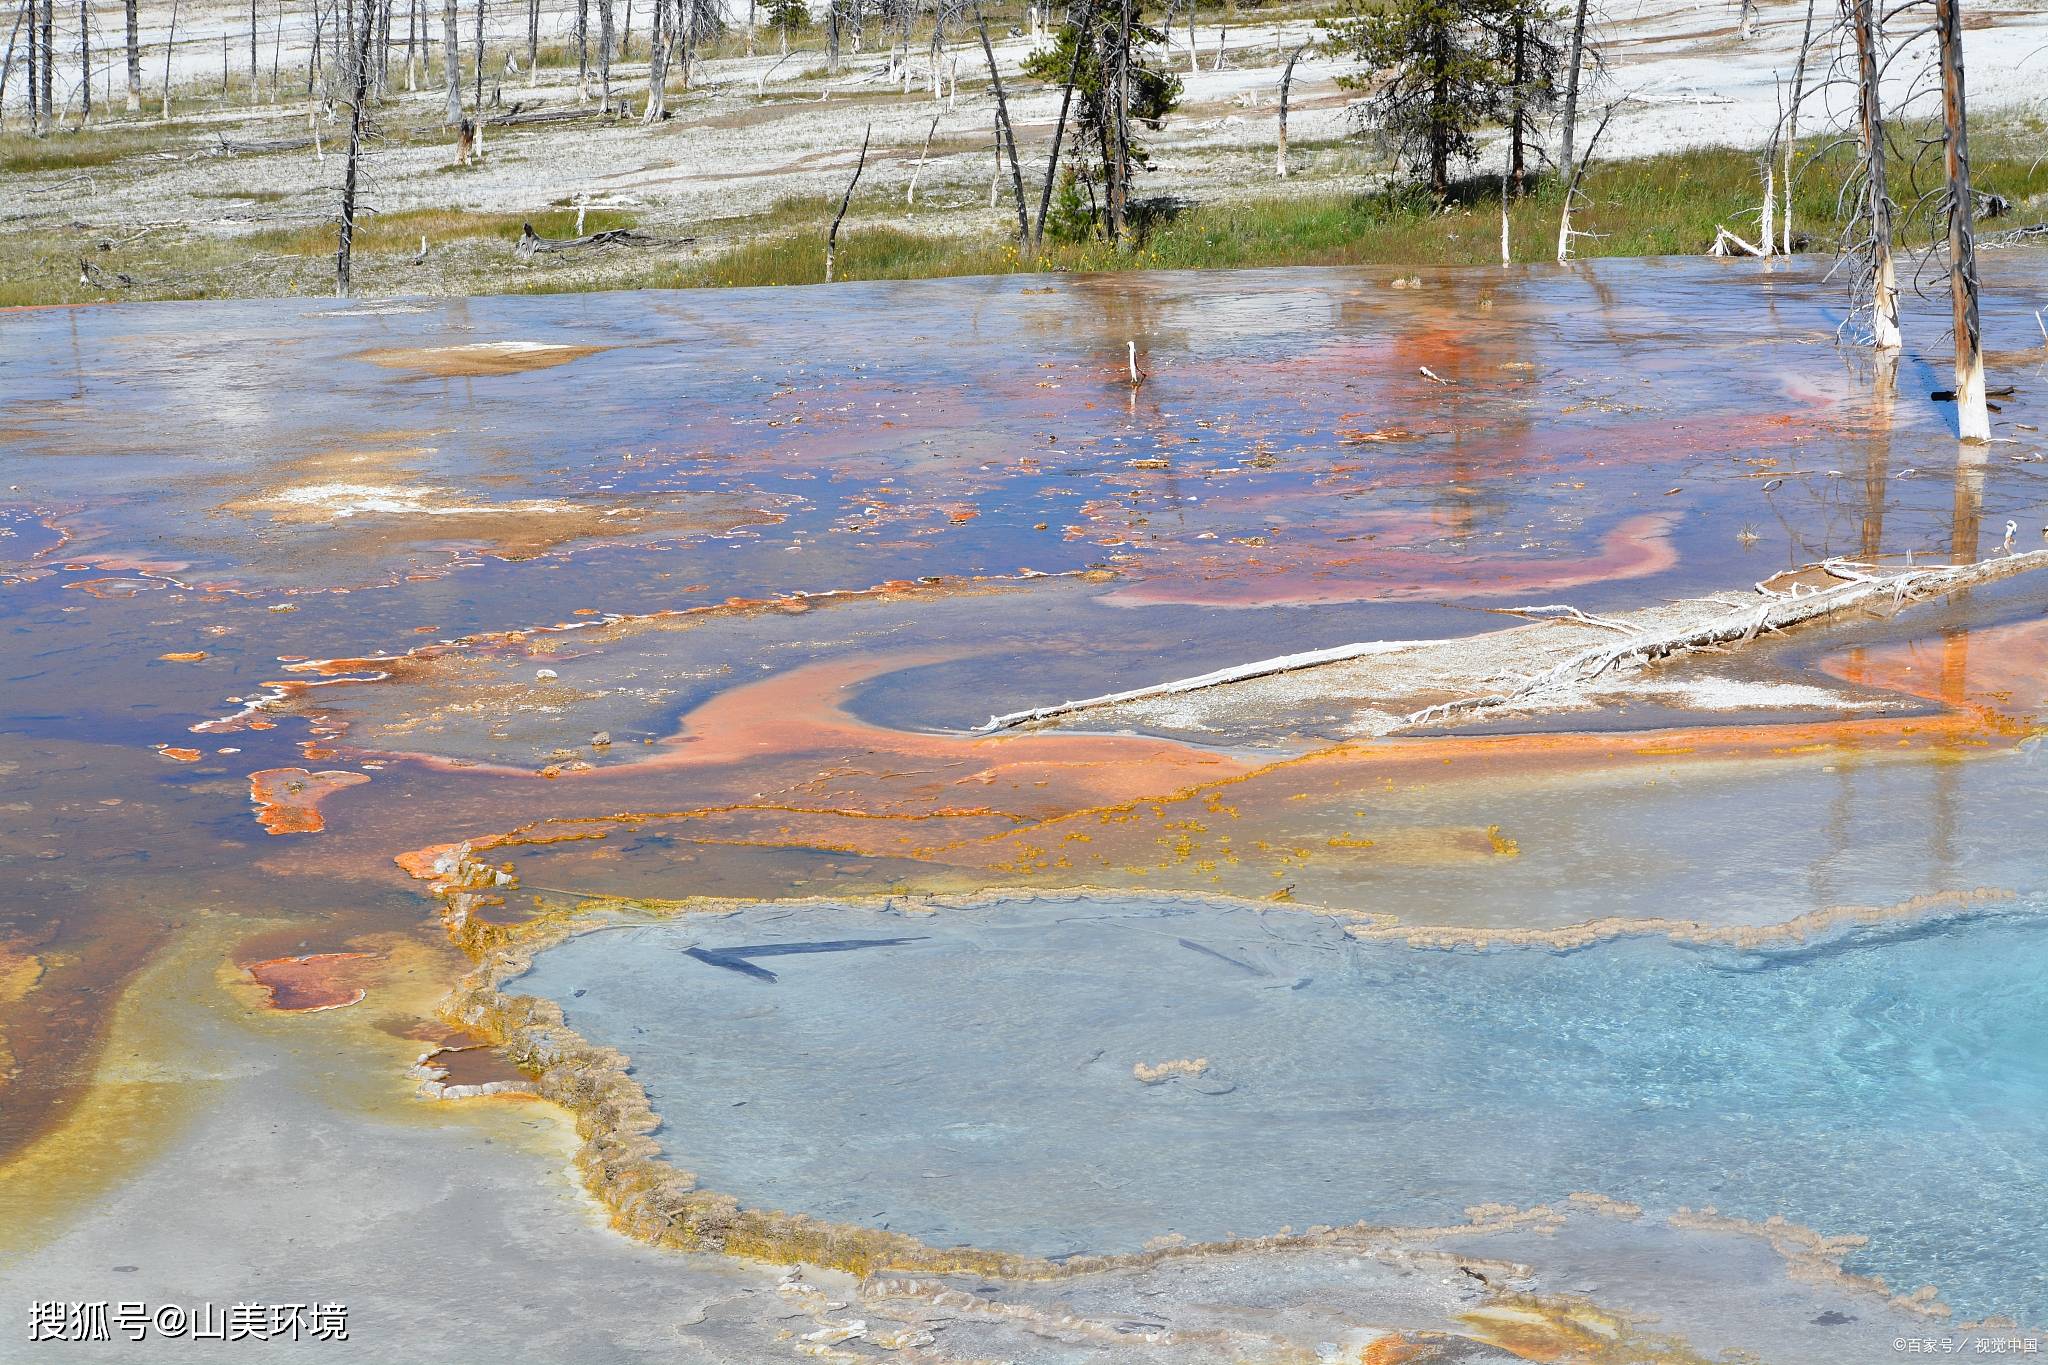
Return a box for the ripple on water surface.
[517,896,2048,1323]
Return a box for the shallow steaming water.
[522,895,2048,1322]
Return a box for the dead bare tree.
[825,123,871,283]
[337,0,377,295]
[443,0,461,121]
[1555,98,1615,264]
[1934,0,1987,440]
[595,0,613,109]
[973,0,1030,247]
[1781,0,1818,253]
[1846,0,1901,347]
[77,0,89,125]
[40,0,52,122]
[160,0,177,117]
[121,0,138,109]
[1275,41,1306,178]
[0,0,27,130]
[472,0,486,110]
[15,0,35,133]
[643,0,676,119]
[1556,0,1591,181]
[1035,0,1099,248]
[907,110,939,205]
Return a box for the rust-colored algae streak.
[353,341,607,377]
[194,570,1080,738]
[1104,512,1679,608]
[244,952,381,1012]
[247,768,371,834]
[1456,1298,1712,1364]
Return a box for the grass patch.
[652,127,2048,287]
[248,206,637,257]
[0,125,208,173]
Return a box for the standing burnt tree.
[1555,0,1592,180]
[337,0,378,295]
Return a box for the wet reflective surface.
[3,255,2047,1358]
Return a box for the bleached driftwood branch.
[977,550,2048,735]
[514,223,688,259]
[1402,549,2048,727]
[976,640,1423,732]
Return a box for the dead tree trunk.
[122,0,139,108]
[576,0,588,97]
[443,0,461,121]
[642,0,666,119]
[1935,0,1987,441]
[159,0,176,116]
[40,0,53,122]
[525,0,536,81]
[1,0,28,131]
[1781,0,1816,252]
[1555,100,1613,262]
[824,123,870,283]
[595,0,612,109]
[973,2,1030,246]
[1556,0,1589,182]
[21,0,37,133]
[471,0,483,109]
[77,0,89,125]
[338,0,376,295]
[1109,0,1133,241]
[1036,0,1098,246]
[1849,0,1901,348]
[1276,41,1305,178]
[1507,11,1528,194]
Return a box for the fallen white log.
[1709,225,1766,257]
[976,549,2048,735]
[1402,548,2048,728]
[976,641,1423,733]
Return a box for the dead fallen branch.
[1709,225,1767,257]
[485,105,608,128]
[514,223,689,259]
[976,549,2048,735]
[216,131,317,154]
[976,639,1424,732]
[1402,549,2048,728]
